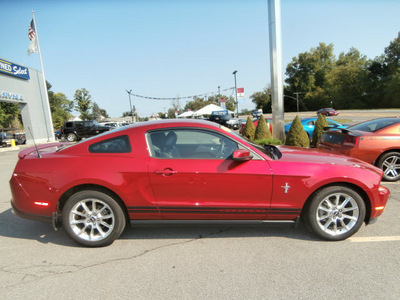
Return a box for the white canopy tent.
[177,111,195,118]
[192,104,234,117]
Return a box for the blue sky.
[1,0,399,117]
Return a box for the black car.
[208,114,232,127]
[60,121,111,142]
[0,132,13,147]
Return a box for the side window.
[89,135,131,153]
[327,120,335,126]
[147,129,238,159]
[84,121,93,128]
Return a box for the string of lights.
[127,87,235,100]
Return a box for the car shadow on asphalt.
[0,208,320,247]
[0,208,76,247]
[119,222,318,242]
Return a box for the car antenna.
[28,127,42,158]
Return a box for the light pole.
[218,86,221,106]
[232,70,238,115]
[126,90,134,123]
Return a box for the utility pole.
[126,90,134,123]
[232,71,239,115]
[294,92,301,112]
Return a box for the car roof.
[131,119,220,128]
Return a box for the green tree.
[285,115,310,147]
[285,43,336,111]
[167,108,176,118]
[325,48,368,109]
[241,116,256,141]
[250,88,271,113]
[224,96,236,112]
[74,88,92,120]
[184,97,214,111]
[254,115,272,140]
[0,103,20,128]
[122,111,133,117]
[91,102,103,121]
[311,114,328,147]
[286,43,335,93]
[50,93,73,129]
[384,31,400,74]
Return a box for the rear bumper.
[11,201,52,223]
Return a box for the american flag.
[28,19,36,41]
[28,18,38,54]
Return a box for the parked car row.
[58,120,112,142]
[284,118,348,139]
[240,113,400,182]
[0,132,26,147]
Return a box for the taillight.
[343,135,359,147]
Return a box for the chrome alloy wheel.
[316,193,359,236]
[68,199,115,242]
[382,155,400,180]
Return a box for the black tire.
[66,133,77,142]
[62,190,126,247]
[304,186,366,241]
[376,152,400,182]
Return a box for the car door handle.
[154,168,177,176]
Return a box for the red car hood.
[276,145,383,176]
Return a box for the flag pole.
[31,10,55,142]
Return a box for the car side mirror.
[232,149,253,161]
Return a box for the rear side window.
[349,119,400,132]
[89,135,131,153]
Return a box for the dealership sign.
[0,91,24,102]
[0,59,30,80]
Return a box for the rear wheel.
[66,133,77,142]
[377,152,400,181]
[62,190,126,247]
[304,186,365,241]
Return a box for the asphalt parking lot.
[1,111,400,299]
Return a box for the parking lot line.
[348,236,400,242]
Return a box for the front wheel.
[304,186,366,241]
[62,190,126,247]
[377,152,400,181]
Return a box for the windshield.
[230,130,282,160]
[348,118,400,132]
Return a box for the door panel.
[147,129,273,220]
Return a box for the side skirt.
[130,217,300,228]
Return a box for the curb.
[0,146,20,152]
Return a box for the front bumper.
[369,185,390,221]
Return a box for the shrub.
[242,116,256,141]
[255,138,283,145]
[254,115,272,140]
[285,115,310,147]
[311,114,328,147]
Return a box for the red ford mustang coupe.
[10,120,389,247]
